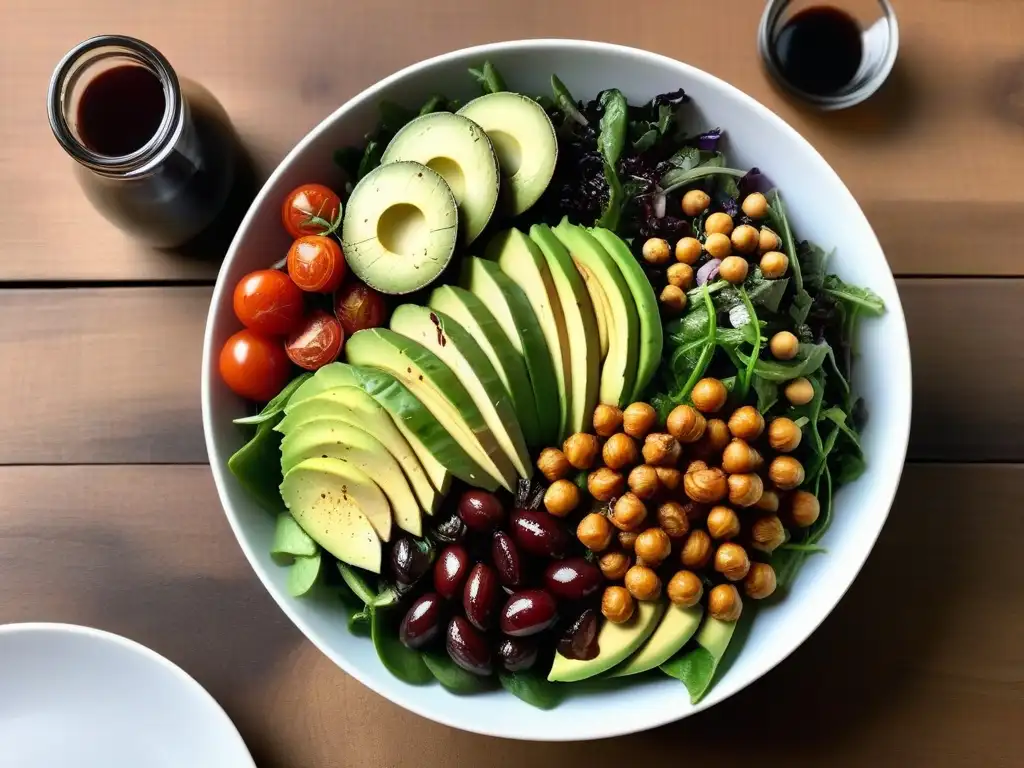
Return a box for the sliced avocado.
[548,600,665,682]
[660,616,738,704]
[341,161,458,294]
[459,256,559,445]
[485,229,571,439]
[552,221,640,407]
[287,552,322,597]
[345,328,515,491]
[381,112,499,245]
[458,92,557,215]
[577,257,611,360]
[390,304,531,479]
[611,604,704,677]
[529,224,600,436]
[271,512,318,563]
[280,457,384,573]
[428,285,542,449]
[281,419,422,536]
[589,227,664,401]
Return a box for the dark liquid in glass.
[77,65,165,157]
[773,6,864,97]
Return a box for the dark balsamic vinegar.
[772,6,864,97]
[77,65,166,156]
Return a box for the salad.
[223,61,885,710]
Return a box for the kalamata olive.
[496,636,538,672]
[399,592,443,649]
[491,531,523,587]
[446,616,492,675]
[557,608,600,660]
[463,562,499,630]
[458,489,506,531]
[543,557,602,601]
[433,544,470,600]
[390,536,431,586]
[510,508,569,559]
[500,589,558,637]
[431,509,467,544]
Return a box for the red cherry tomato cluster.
[218,183,389,402]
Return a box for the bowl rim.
[201,38,912,740]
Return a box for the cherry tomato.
[286,310,344,371]
[281,183,342,240]
[219,329,292,402]
[232,269,305,337]
[334,280,387,335]
[287,236,346,293]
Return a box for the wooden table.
[2,0,1022,764]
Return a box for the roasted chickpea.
[599,550,633,581]
[686,459,709,474]
[602,433,639,471]
[563,432,600,469]
[667,262,695,289]
[731,224,759,255]
[624,565,662,601]
[722,438,763,474]
[675,237,703,265]
[728,405,765,441]
[654,466,682,492]
[714,542,751,582]
[627,464,660,500]
[667,404,706,443]
[659,284,688,315]
[681,189,711,217]
[642,237,672,265]
[602,586,635,624]
[642,433,682,467]
[667,570,704,608]
[691,377,728,413]
[728,472,764,507]
[742,192,769,219]
[760,250,789,279]
[770,331,799,360]
[618,530,639,552]
[768,417,802,453]
[769,456,805,490]
[592,403,624,437]
[611,493,648,531]
[703,232,732,259]
[623,402,657,438]
[635,527,672,567]
[680,529,713,570]
[577,512,613,552]
[719,255,749,284]
[536,447,571,482]
[684,467,728,504]
[656,501,690,538]
[759,227,781,254]
[755,489,781,513]
[705,211,734,236]
[707,505,741,540]
[744,562,777,600]
[704,419,732,452]
[544,479,581,517]
[784,377,815,406]
[588,467,626,502]
[750,514,786,553]
[709,583,743,621]
[789,490,821,527]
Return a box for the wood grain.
[2,0,1023,280]
[0,463,1019,766]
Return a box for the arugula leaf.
[823,275,886,315]
[468,61,506,94]
[735,287,760,400]
[807,464,834,545]
[660,164,747,195]
[498,670,565,709]
[833,450,867,484]
[597,89,628,167]
[766,190,813,324]
[550,74,588,126]
[736,342,831,382]
[422,652,494,694]
[799,242,830,290]
[227,418,285,513]
[233,373,312,426]
[356,138,383,181]
[752,375,778,413]
[596,159,623,231]
[371,607,433,685]
[417,94,449,116]
[821,406,862,450]
[651,285,717,420]
[695,271,788,315]
[787,374,826,454]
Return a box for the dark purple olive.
[543,557,602,601]
[463,562,499,630]
[496,636,538,672]
[390,536,431,586]
[557,608,600,661]
[509,508,569,559]
[458,489,506,532]
[433,544,470,600]
[446,616,492,675]
[491,531,523,587]
[500,589,558,637]
[431,509,467,544]
[399,592,443,649]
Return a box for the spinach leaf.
[737,342,830,382]
[735,286,761,400]
[821,406,862,450]
[597,89,628,167]
[665,146,702,173]
[833,450,867,484]
[823,275,886,315]
[370,608,433,685]
[287,552,322,597]
[660,164,747,195]
[336,562,377,605]
[596,159,624,231]
[799,242,830,290]
[498,670,565,710]
[550,74,588,126]
[698,271,789,315]
[651,285,717,420]
[422,652,494,694]
[752,375,778,413]
[468,61,506,94]
[227,418,285,513]
[660,616,739,704]
[270,512,318,562]
[233,373,312,426]
[632,128,659,152]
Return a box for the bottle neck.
[47,35,184,178]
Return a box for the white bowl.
[202,40,911,741]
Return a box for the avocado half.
[341,161,458,294]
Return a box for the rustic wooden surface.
[1,0,1022,765]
